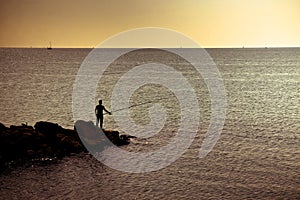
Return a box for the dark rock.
[0,121,134,169]
[10,124,34,131]
[74,120,134,146]
[34,121,62,137]
[120,134,137,145]
[104,130,131,145]
[0,122,7,131]
[0,125,37,160]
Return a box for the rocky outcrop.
[0,121,134,167]
[74,120,135,146]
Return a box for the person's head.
[99,100,102,105]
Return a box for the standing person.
[95,100,111,128]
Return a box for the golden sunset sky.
[0,0,299,48]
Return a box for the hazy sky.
[0,0,299,47]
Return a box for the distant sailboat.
[47,41,52,50]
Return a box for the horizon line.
[1,46,300,49]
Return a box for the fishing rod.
[103,97,169,115]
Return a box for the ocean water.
[0,48,299,199]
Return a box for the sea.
[0,48,299,199]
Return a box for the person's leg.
[96,116,99,127]
[100,116,103,129]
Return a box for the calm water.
[0,48,299,199]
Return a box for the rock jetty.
[0,121,134,167]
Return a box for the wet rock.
[34,121,62,142]
[0,124,37,161]
[104,130,135,145]
[0,121,134,167]
[0,122,7,131]
[104,130,123,145]
[120,134,137,144]
[74,120,135,147]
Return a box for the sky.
[0,0,299,48]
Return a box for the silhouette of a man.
[95,100,111,128]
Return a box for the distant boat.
[47,41,52,50]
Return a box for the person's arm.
[103,106,111,115]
